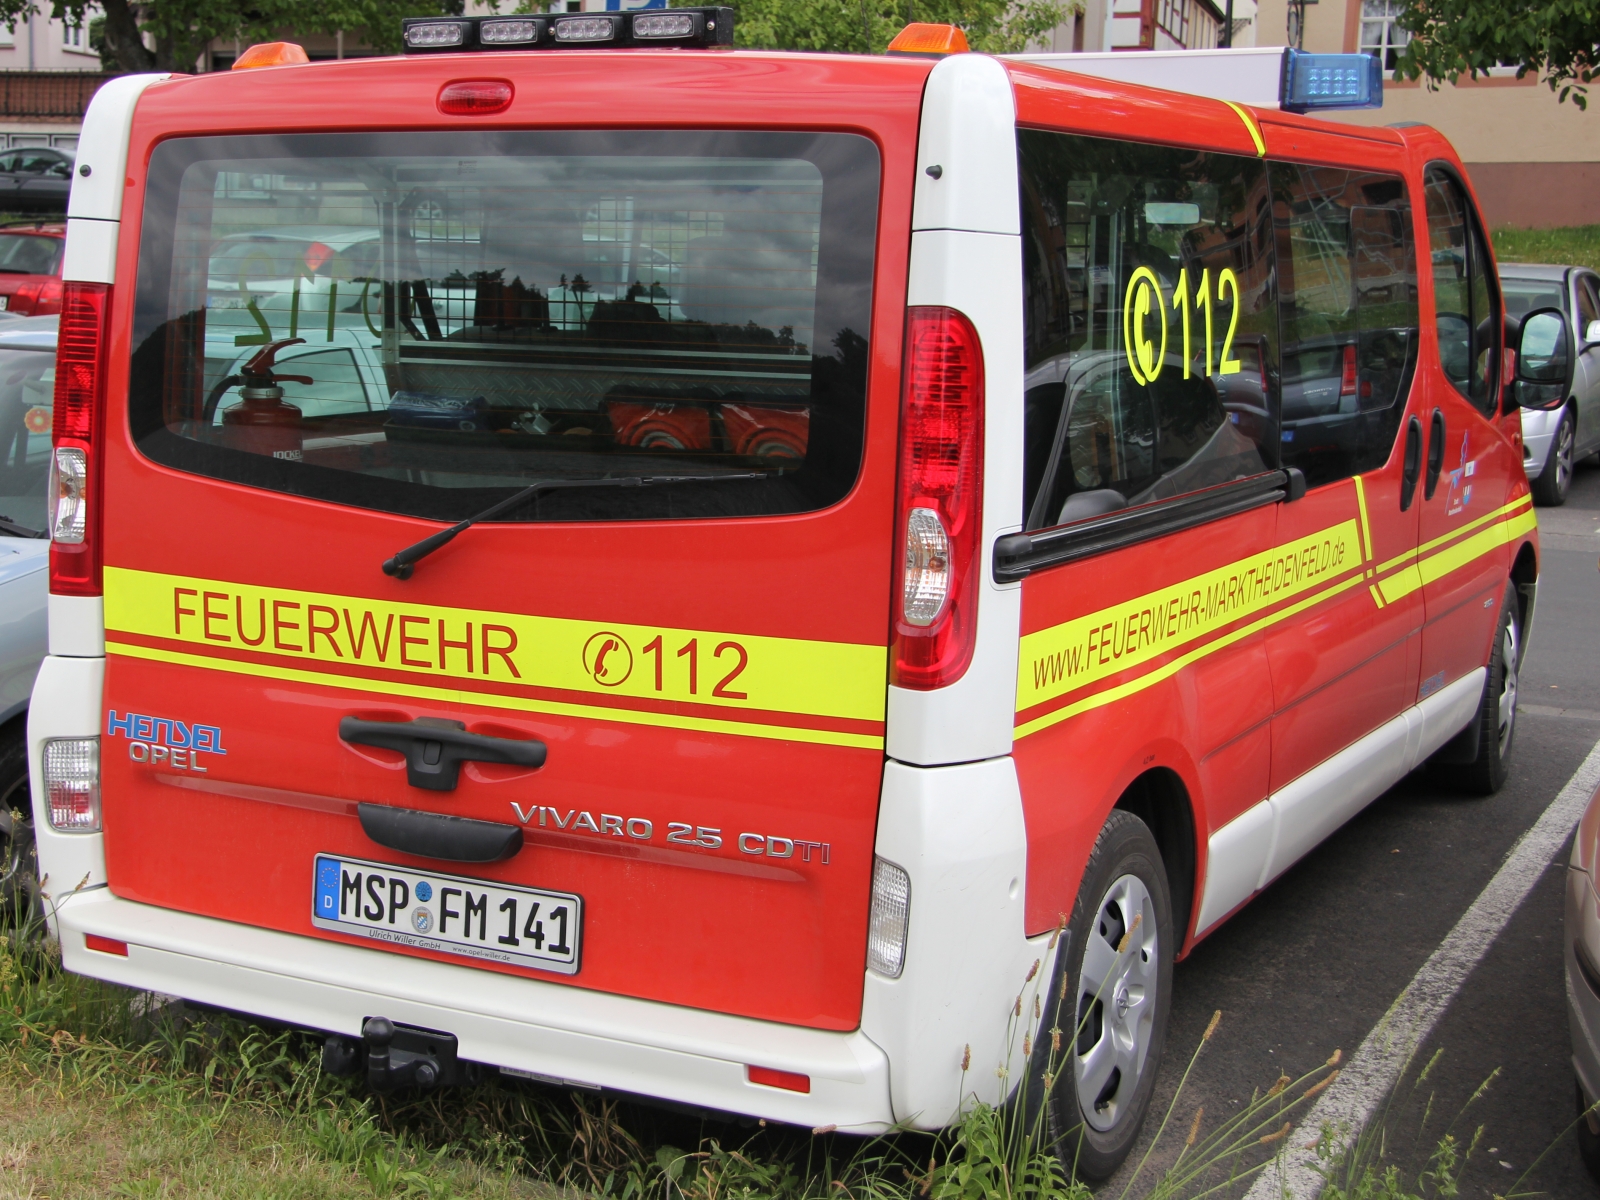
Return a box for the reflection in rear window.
[129,131,880,523]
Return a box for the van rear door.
[98,119,896,1030]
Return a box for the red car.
[0,221,64,315]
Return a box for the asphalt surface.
[1103,463,1600,1199]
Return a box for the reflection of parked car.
[0,315,55,912]
[207,227,382,323]
[0,221,65,315]
[1500,263,1600,505]
[0,147,74,212]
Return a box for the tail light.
[1339,343,1358,398]
[44,737,100,831]
[50,282,110,596]
[891,307,984,690]
[866,856,911,977]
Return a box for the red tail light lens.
[891,307,984,691]
[50,282,110,596]
[438,80,514,115]
[1339,342,1358,397]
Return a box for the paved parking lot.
[1106,464,1600,1198]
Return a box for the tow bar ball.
[321,1018,482,1091]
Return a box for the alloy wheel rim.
[1497,617,1519,756]
[1073,872,1158,1133]
[1557,418,1575,494]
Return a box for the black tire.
[1440,583,1521,796]
[1577,1083,1600,1184]
[0,721,38,921]
[1027,809,1173,1181]
[1531,406,1575,507]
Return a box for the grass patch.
[1493,225,1600,271]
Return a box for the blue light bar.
[1282,49,1383,112]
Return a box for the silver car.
[1500,264,1600,506]
[0,316,55,911]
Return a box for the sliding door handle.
[1400,415,1423,511]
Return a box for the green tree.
[17,0,457,74]
[1395,0,1600,108]
[730,0,1077,55]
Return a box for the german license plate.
[312,854,581,975]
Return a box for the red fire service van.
[28,21,1558,1177]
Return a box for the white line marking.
[1245,736,1600,1200]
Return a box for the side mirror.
[1517,307,1572,384]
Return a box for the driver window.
[1424,167,1500,417]
[1019,130,1278,532]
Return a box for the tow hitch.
[322,1018,483,1091]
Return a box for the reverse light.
[438,79,514,115]
[50,281,108,596]
[867,856,911,978]
[887,22,969,55]
[44,737,100,832]
[553,15,616,42]
[231,41,310,69]
[891,307,984,690]
[747,1065,810,1093]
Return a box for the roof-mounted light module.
[401,7,734,53]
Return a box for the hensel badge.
[106,709,228,772]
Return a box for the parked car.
[0,221,65,316]
[0,147,74,213]
[1500,263,1600,505]
[0,315,55,911]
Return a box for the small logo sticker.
[412,907,435,934]
[582,631,633,687]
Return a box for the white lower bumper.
[55,888,896,1131]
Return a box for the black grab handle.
[358,803,523,863]
[339,716,546,792]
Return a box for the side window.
[1019,130,1278,532]
[1424,167,1500,417]
[1274,164,1420,489]
[1577,275,1600,341]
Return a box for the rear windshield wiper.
[381,472,770,580]
[0,514,44,538]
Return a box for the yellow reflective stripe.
[1377,562,1423,604]
[1352,475,1373,563]
[1222,100,1266,157]
[1017,570,1366,740]
[102,566,886,725]
[105,639,885,751]
[1417,504,1538,587]
[1375,494,1532,576]
[1016,520,1362,714]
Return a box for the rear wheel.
[1030,809,1173,1181]
[0,724,38,921]
[1532,406,1575,506]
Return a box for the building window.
[1153,0,1219,50]
[1359,0,1410,71]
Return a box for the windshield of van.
[0,317,59,535]
[129,131,879,524]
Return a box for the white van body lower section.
[861,756,1051,1127]
[28,653,108,908]
[54,887,896,1130]
[1196,666,1487,934]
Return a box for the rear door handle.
[1425,408,1446,500]
[339,717,547,792]
[358,803,522,862]
[1400,415,1423,511]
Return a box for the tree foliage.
[730,0,1076,55]
[1395,0,1600,108]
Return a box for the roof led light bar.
[1281,49,1383,112]
[401,7,733,53]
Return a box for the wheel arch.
[1511,537,1539,650]
[1112,768,1196,956]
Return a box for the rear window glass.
[129,131,879,523]
[0,233,62,276]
